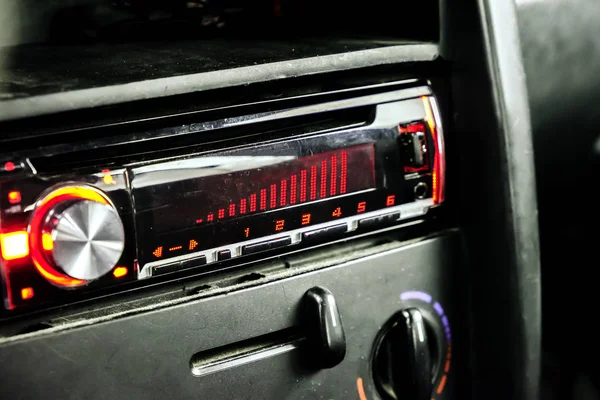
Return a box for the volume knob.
[50,200,125,280]
[29,184,125,287]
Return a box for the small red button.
[8,191,21,204]
[21,287,34,300]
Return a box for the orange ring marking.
[357,377,368,400]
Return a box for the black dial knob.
[372,308,441,400]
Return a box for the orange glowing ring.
[28,184,112,288]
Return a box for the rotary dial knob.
[50,200,125,280]
[29,184,125,287]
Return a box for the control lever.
[302,286,346,369]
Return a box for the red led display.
[330,156,337,196]
[275,220,285,231]
[357,201,366,213]
[340,152,348,194]
[300,170,307,202]
[320,160,327,199]
[151,144,375,233]
[260,189,267,211]
[290,175,297,205]
[280,180,287,206]
[187,144,374,228]
[301,213,311,225]
[270,184,277,209]
[310,165,317,201]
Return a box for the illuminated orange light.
[33,259,86,287]
[8,191,21,204]
[444,360,450,373]
[189,240,198,250]
[152,246,163,258]
[169,245,183,252]
[356,378,368,400]
[113,266,128,278]
[437,374,448,394]
[20,287,34,300]
[42,233,54,251]
[103,175,116,185]
[332,207,342,217]
[39,186,108,207]
[422,96,445,205]
[275,220,285,231]
[386,195,396,207]
[29,185,111,288]
[1,231,29,260]
[301,214,311,225]
[357,201,366,213]
[244,227,250,238]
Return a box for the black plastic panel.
[0,233,464,400]
[0,42,439,122]
[441,0,541,399]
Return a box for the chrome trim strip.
[190,339,303,378]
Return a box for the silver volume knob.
[51,200,125,280]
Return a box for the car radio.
[0,86,445,314]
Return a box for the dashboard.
[0,0,565,399]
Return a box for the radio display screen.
[130,125,416,267]
[148,144,375,234]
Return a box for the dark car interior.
[0,0,597,399]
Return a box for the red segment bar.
[310,166,317,200]
[250,194,257,212]
[290,175,297,204]
[240,199,247,214]
[300,170,307,202]
[270,184,277,209]
[260,189,267,210]
[280,180,287,206]
[330,155,337,196]
[208,213,214,222]
[218,208,225,219]
[320,160,327,199]
[229,204,236,217]
[340,151,348,194]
